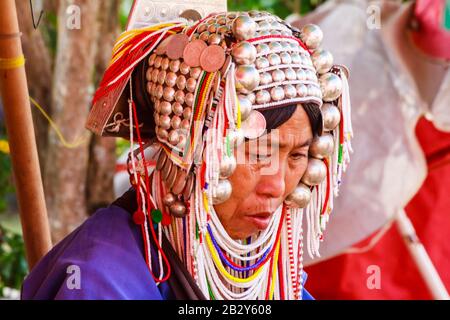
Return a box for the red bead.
[133,210,146,225]
[161,212,171,226]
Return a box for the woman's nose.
[255,161,286,199]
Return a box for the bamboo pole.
[396,209,449,300]
[0,0,52,270]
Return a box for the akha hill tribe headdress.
[87,7,352,300]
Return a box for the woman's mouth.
[245,212,272,230]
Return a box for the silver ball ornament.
[235,65,260,92]
[319,72,343,102]
[311,49,334,74]
[321,103,341,131]
[212,179,233,205]
[231,41,257,65]
[300,24,323,49]
[285,183,311,208]
[232,15,258,41]
[219,156,237,179]
[238,96,253,121]
[309,133,335,159]
[301,158,327,186]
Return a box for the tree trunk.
[16,0,53,180]
[45,0,100,242]
[86,0,121,215]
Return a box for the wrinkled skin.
[214,105,313,239]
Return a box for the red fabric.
[305,117,450,300]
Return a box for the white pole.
[396,209,449,300]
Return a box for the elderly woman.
[21,10,352,300]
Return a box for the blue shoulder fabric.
[21,205,172,300]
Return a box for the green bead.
[151,209,163,224]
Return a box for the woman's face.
[214,105,313,239]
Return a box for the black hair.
[260,103,323,137]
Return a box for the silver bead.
[154,100,161,113]
[271,69,285,82]
[319,73,343,102]
[311,49,334,74]
[256,43,270,54]
[199,31,210,42]
[169,60,180,73]
[186,78,197,93]
[168,130,180,145]
[163,87,175,102]
[322,103,341,131]
[280,52,292,64]
[232,41,257,65]
[280,41,290,49]
[159,114,171,129]
[197,23,208,33]
[208,33,222,45]
[158,127,169,140]
[259,72,272,85]
[217,25,229,34]
[156,85,164,99]
[256,90,271,104]
[148,54,157,66]
[269,41,282,51]
[176,75,187,90]
[190,67,202,80]
[183,107,192,120]
[232,15,257,41]
[270,86,285,101]
[161,57,170,70]
[220,156,237,179]
[258,21,270,29]
[246,92,256,104]
[154,56,162,68]
[151,69,159,83]
[169,201,187,218]
[171,116,182,130]
[238,96,253,121]
[172,102,183,116]
[180,62,190,75]
[255,57,270,69]
[146,68,153,82]
[267,53,281,66]
[185,93,194,106]
[285,68,297,81]
[296,84,308,97]
[212,179,233,205]
[157,70,167,85]
[235,65,260,92]
[165,72,177,87]
[160,101,172,115]
[296,69,307,81]
[300,24,323,49]
[207,23,219,33]
[284,84,297,99]
[257,31,270,39]
[181,119,190,131]
[163,192,177,207]
[174,90,185,104]
[309,133,334,159]
[285,183,311,208]
[291,53,301,64]
[301,158,327,186]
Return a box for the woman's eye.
[290,152,308,160]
